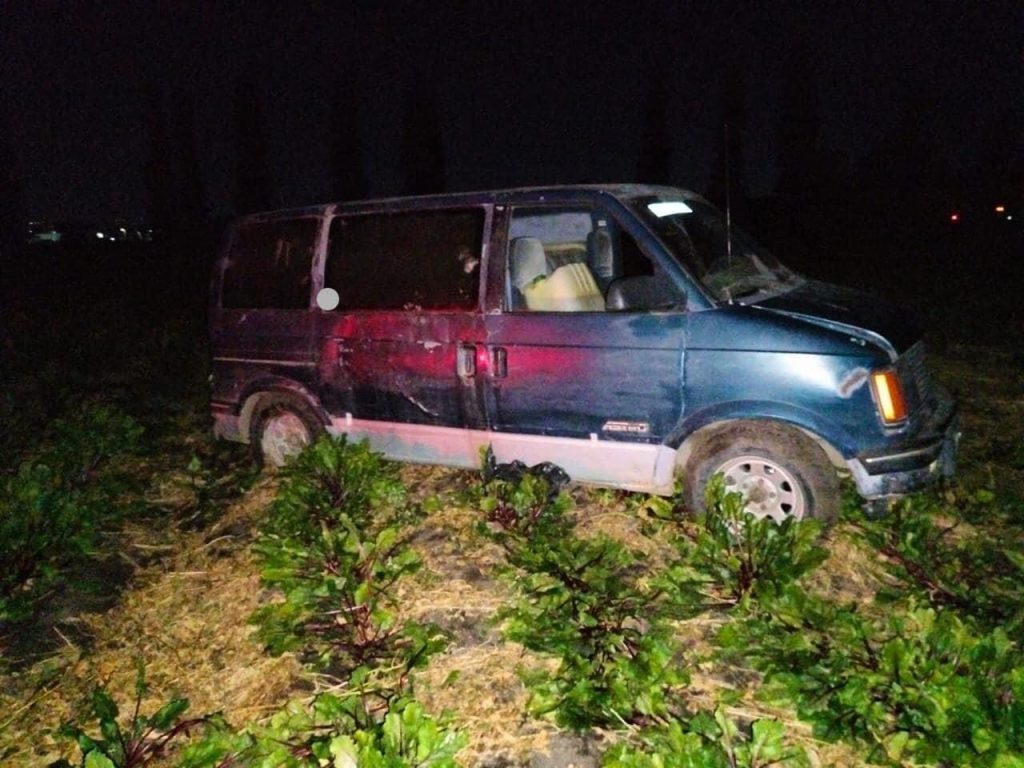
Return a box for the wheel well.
[238,388,328,444]
[674,418,845,474]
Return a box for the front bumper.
[847,393,960,502]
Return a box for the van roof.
[239,184,704,222]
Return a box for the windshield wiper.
[731,286,768,299]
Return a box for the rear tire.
[683,421,840,523]
[249,395,325,469]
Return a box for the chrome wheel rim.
[714,455,805,522]
[260,412,310,467]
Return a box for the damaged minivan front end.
[748,283,960,507]
[633,191,959,514]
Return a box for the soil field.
[1,342,1022,767]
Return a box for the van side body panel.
[678,306,889,458]
[482,312,686,443]
[316,310,487,429]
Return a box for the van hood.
[750,280,921,356]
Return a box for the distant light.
[995,205,1006,213]
[96,231,105,238]
[119,227,127,233]
[648,201,693,217]
[1007,215,1014,221]
[949,213,959,222]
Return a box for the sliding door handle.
[335,340,349,366]
[456,344,477,378]
[491,347,508,378]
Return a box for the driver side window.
[506,206,680,312]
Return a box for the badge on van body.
[602,420,650,435]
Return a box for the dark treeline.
[634,46,1022,345]
[749,89,1022,345]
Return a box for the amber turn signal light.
[871,370,907,424]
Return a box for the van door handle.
[491,347,508,378]
[456,345,477,378]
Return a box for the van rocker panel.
[326,415,676,494]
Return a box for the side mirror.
[606,276,686,311]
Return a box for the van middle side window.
[221,218,318,309]
[324,209,484,311]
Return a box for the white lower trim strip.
[326,417,676,494]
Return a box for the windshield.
[630,195,801,302]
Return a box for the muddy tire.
[249,395,325,469]
[683,421,839,523]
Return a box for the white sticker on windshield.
[648,201,693,217]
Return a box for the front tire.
[250,395,325,468]
[683,422,840,523]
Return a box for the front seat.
[586,229,616,291]
[511,236,605,312]
[510,237,550,309]
[526,260,605,312]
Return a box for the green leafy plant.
[178,694,465,768]
[847,493,1024,632]
[260,434,412,542]
[0,405,143,622]
[477,469,574,545]
[251,436,445,683]
[479,474,810,760]
[165,444,258,528]
[182,441,462,768]
[672,475,827,605]
[53,663,210,768]
[604,709,809,768]
[1,462,92,621]
[718,589,1024,766]
[48,405,144,485]
[477,471,684,728]
[505,532,686,729]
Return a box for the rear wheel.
[683,422,840,523]
[250,396,325,468]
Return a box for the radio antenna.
[724,121,733,269]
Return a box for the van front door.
[481,204,688,492]
[315,207,489,468]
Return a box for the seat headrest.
[586,230,614,279]
[587,229,612,253]
[510,237,549,290]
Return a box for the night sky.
[1,0,1021,224]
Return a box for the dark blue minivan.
[209,185,959,521]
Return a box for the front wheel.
[683,422,840,523]
[250,396,325,468]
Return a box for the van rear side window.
[221,218,318,309]
[325,209,484,311]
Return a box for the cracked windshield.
[633,196,803,302]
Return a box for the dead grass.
[932,345,1024,499]
[572,491,680,570]
[0,476,303,767]
[802,524,890,606]
[416,642,555,766]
